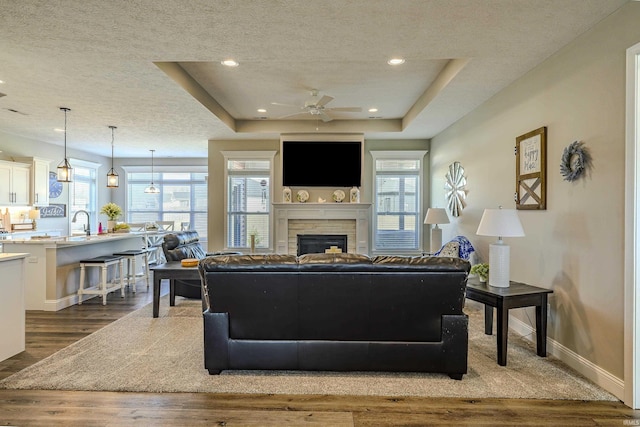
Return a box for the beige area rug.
[0,297,618,400]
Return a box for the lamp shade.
[29,209,40,220]
[476,208,525,238]
[424,208,450,225]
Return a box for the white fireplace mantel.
[273,203,372,254]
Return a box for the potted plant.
[100,202,123,232]
[470,263,489,283]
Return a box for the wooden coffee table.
[150,261,201,318]
[465,279,553,366]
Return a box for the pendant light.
[106,125,119,188]
[144,149,160,193]
[57,107,73,182]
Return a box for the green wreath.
[560,141,591,182]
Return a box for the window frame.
[122,165,208,241]
[222,150,276,252]
[68,158,100,235]
[370,150,428,255]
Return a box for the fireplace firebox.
[297,234,347,256]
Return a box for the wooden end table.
[150,261,201,318]
[465,279,553,366]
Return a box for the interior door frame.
[624,40,640,409]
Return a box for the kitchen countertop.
[1,233,141,246]
[0,253,29,261]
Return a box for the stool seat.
[79,255,123,263]
[112,249,148,256]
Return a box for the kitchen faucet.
[72,210,91,236]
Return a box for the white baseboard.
[44,295,78,311]
[509,314,624,400]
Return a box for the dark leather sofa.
[199,252,471,379]
[162,230,240,299]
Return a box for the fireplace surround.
[273,203,371,255]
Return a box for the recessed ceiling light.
[221,59,239,67]
[368,108,378,113]
[54,128,65,132]
[387,58,405,65]
[0,80,4,84]
[257,108,267,113]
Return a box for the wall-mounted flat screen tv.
[282,140,362,187]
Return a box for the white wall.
[430,2,640,381]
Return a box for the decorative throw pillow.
[437,241,460,258]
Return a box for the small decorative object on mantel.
[296,190,309,203]
[560,140,592,182]
[515,126,547,210]
[283,187,292,203]
[317,197,326,203]
[332,189,345,203]
[445,161,467,217]
[350,186,360,203]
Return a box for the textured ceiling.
[0,0,629,158]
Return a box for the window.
[125,167,208,240]
[69,159,99,235]
[371,151,427,253]
[222,151,276,250]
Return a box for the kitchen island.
[0,253,28,361]
[2,233,143,311]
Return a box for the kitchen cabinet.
[0,160,30,206]
[16,157,50,207]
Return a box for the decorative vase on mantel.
[283,187,292,203]
[107,220,116,233]
[350,186,360,203]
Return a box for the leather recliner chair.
[162,230,240,299]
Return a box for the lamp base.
[430,227,442,253]
[488,241,510,288]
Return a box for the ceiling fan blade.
[327,107,362,112]
[316,95,334,107]
[320,111,332,122]
[277,111,308,119]
[271,102,302,108]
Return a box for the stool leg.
[101,264,108,305]
[119,259,125,298]
[131,256,137,293]
[78,264,86,305]
[144,253,150,289]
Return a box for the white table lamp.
[476,207,525,288]
[424,208,450,253]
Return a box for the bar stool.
[77,255,125,305]
[112,248,150,292]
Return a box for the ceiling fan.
[271,89,362,122]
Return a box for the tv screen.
[282,141,362,187]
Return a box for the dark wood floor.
[0,282,639,426]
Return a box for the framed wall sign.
[39,204,66,218]
[515,126,547,210]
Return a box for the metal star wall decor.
[445,161,467,217]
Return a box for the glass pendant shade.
[106,125,119,188]
[144,149,160,193]
[57,107,72,183]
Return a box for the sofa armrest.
[203,310,230,374]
